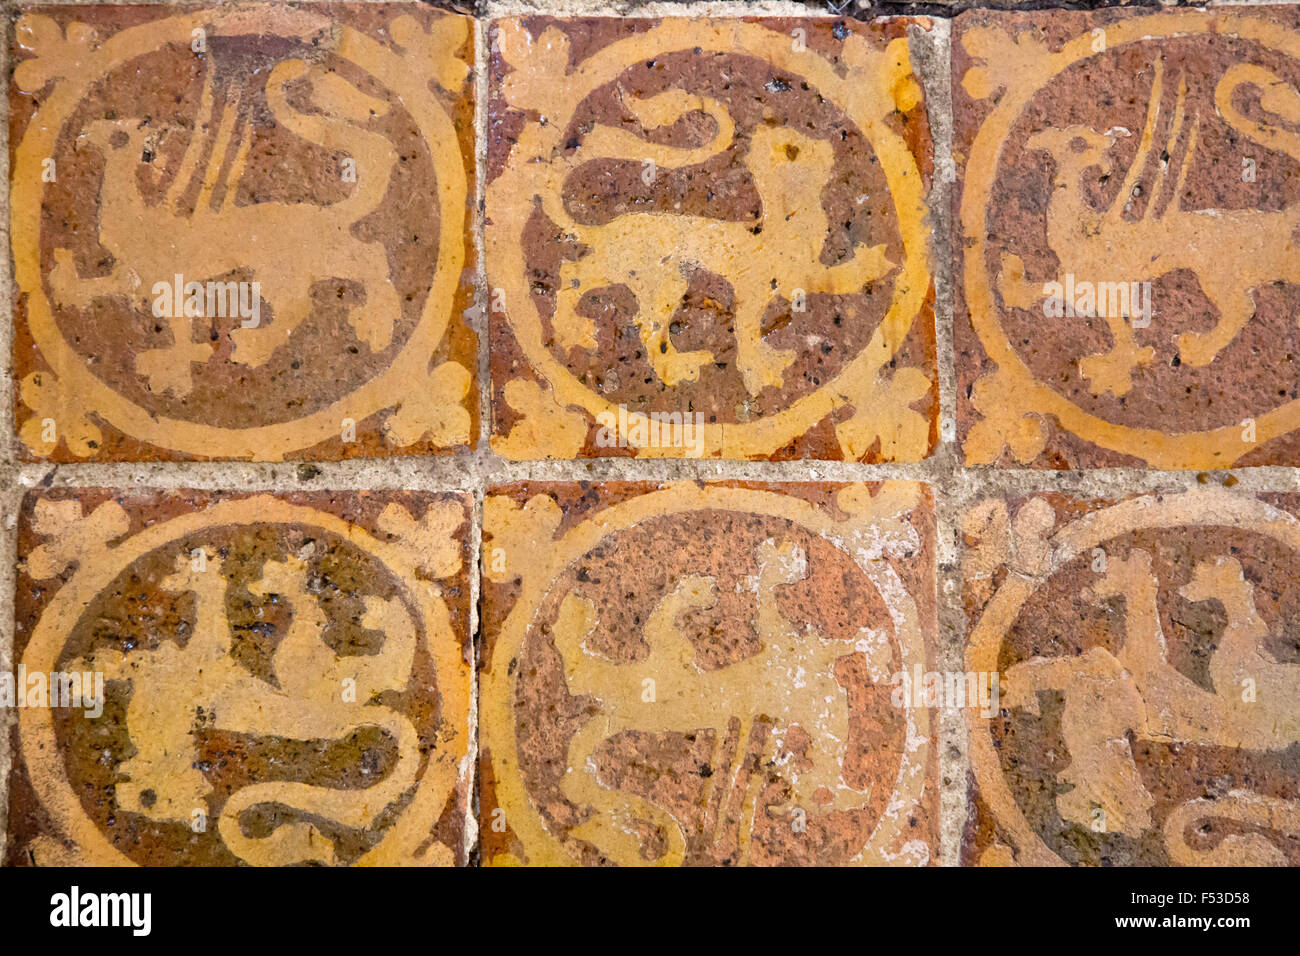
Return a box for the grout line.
[1,7,14,867]
[462,10,490,869]
[485,1,825,18]
[473,15,492,484]
[909,15,966,868]
[0,487,15,869]
[6,459,1300,491]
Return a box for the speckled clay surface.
[2,0,1299,870]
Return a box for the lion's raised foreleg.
[348,595,417,700]
[1180,556,1270,680]
[1179,556,1300,749]
[1095,551,1172,685]
[159,551,231,662]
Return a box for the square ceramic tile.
[955,7,1300,468]
[962,489,1300,865]
[6,489,473,866]
[479,480,939,865]
[487,16,937,461]
[11,3,477,461]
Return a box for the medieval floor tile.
[479,480,939,866]
[961,488,1300,866]
[10,3,477,461]
[486,16,936,461]
[5,489,473,866]
[955,7,1300,469]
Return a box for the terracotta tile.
[961,489,1300,866]
[10,3,477,461]
[955,7,1300,469]
[479,480,938,866]
[486,16,936,461]
[6,489,473,866]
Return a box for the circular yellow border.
[488,21,930,458]
[483,484,931,865]
[19,496,469,866]
[963,12,1300,468]
[12,8,466,459]
[966,489,1300,865]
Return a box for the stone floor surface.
[2,0,1298,867]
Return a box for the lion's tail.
[217,708,421,866]
[264,59,398,224]
[538,90,735,233]
[1216,64,1300,166]
[1163,790,1300,866]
